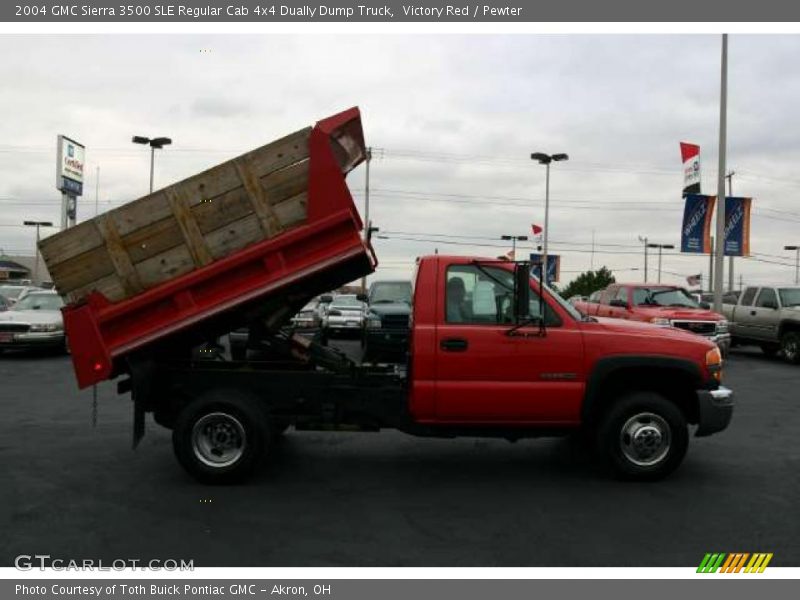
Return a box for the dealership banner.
[680,194,715,254]
[529,253,560,284]
[679,142,701,196]
[723,196,752,257]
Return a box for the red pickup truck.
[573,283,731,355]
[44,109,733,484]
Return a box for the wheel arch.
[582,356,704,427]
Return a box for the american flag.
[686,273,702,286]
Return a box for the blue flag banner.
[680,194,716,254]
[724,196,752,257]
[529,253,560,284]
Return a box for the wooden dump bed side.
[41,108,376,389]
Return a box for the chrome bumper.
[695,385,734,437]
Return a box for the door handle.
[440,338,468,352]
[750,310,756,316]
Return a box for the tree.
[560,267,616,299]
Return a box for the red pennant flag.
[531,224,543,235]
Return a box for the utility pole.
[785,245,800,285]
[360,146,372,292]
[591,229,595,271]
[23,220,53,285]
[713,33,729,314]
[709,236,715,292]
[638,236,649,282]
[726,170,735,292]
[647,243,675,283]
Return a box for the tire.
[596,391,689,481]
[780,331,800,364]
[172,390,270,484]
[760,344,779,358]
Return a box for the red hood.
[630,305,725,321]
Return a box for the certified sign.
[56,135,85,196]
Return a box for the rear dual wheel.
[172,390,271,484]
[780,331,800,364]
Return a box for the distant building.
[0,255,51,286]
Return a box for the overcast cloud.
[1,34,799,288]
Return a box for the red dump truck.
[41,108,733,483]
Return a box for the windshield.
[13,293,64,311]
[331,295,361,307]
[370,282,412,304]
[779,288,800,308]
[0,286,25,300]
[632,287,699,308]
[538,277,584,321]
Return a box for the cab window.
[755,288,778,308]
[445,265,560,326]
[740,287,758,306]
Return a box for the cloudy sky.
[1,34,800,289]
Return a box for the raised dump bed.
[41,107,376,389]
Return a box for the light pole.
[638,236,649,282]
[132,135,172,193]
[23,220,53,285]
[531,152,568,284]
[647,243,675,283]
[501,234,528,260]
[786,245,800,285]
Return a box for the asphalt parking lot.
[1,342,798,567]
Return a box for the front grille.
[382,314,410,329]
[0,323,30,333]
[672,320,716,336]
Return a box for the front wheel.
[172,390,270,484]
[780,331,800,364]
[596,392,688,481]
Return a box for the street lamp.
[23,220,53,284]
[646,243,675,283]
[132,135,172,193]
[500,234,529,259]
[530,152,568,283]
[786,245,800,285]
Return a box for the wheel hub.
[620,412,671,467]
[192,412,246,468]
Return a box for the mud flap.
[126,356,157,449]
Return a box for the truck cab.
[724,285,800,362]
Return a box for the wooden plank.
[38,220,105,269]
[204,213,264,261]
[67,274,127,304]
[95,215,145,297]
[111,191,172,237]
[165,188,213,268]
[273,192,308,229]
[234,157,283,237]
[135,245,195,289]
[122,217,183,264]
[47,245,115,294]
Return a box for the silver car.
[0,290,66,353]
[322,294,366,337]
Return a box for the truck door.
[433,263,585,425]
[731,287,759,339]
[749,287,781,341]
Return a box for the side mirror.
[514,262,531,321]
[356,293,368,303]
[319,295,333,304]
[609,299,628,309]
[699,301,711,309]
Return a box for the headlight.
[706,347,723,382]
[650,317,671,326]
[716,320,729,333]
[29,323,61,332]
[365,315,382,329]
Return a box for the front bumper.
[325,318,362,330]
[695,385,734,437]
[0,331,65,349]
[709,332,731,354]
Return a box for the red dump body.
[64,108,376,388]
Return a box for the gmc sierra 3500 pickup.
[41,108,734,484]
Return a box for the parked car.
[321,294,366,338]
[362,280,412,362]
[0,290,66,353]
[290,302,322,329]
[567,294,588,305]
[722,285,800,363]
[573,283,731,355]
[0,284,42,307]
